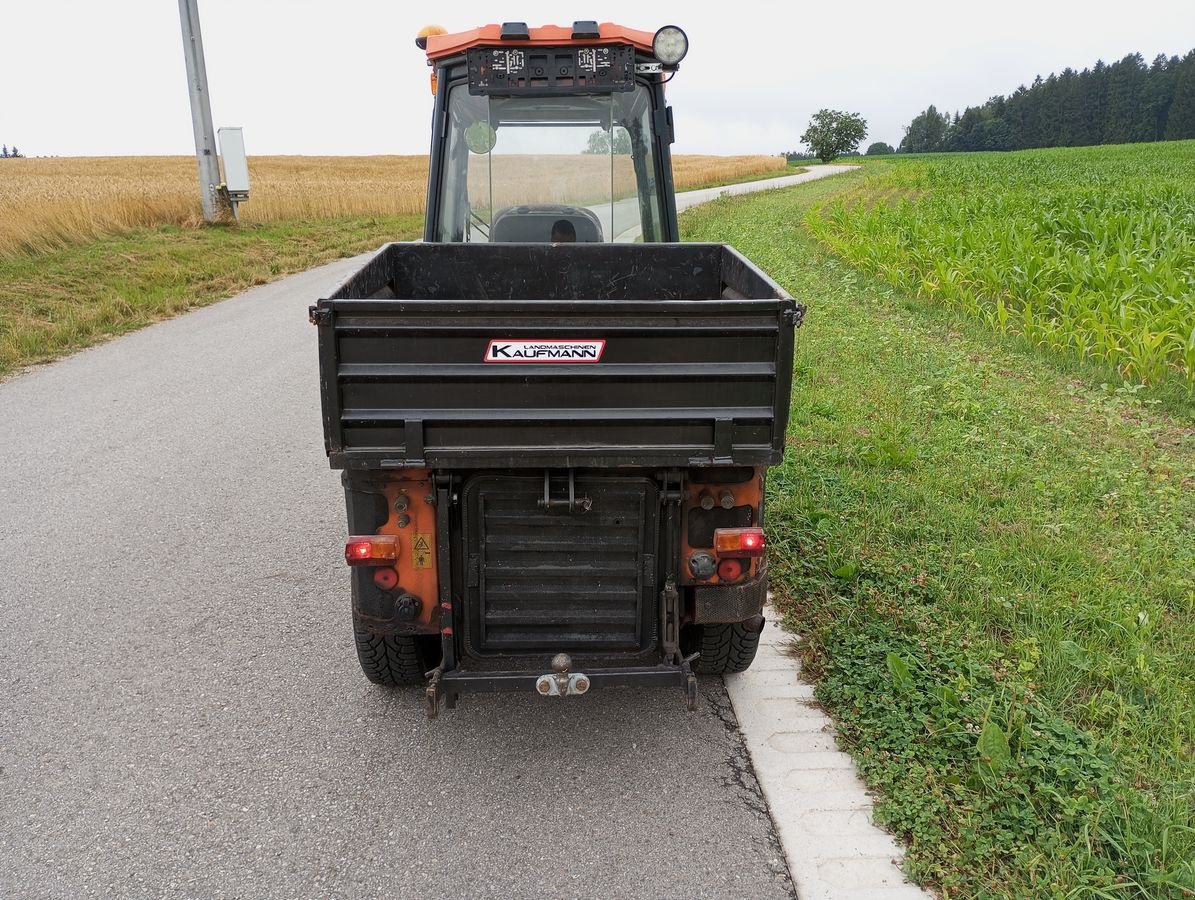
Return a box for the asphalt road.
[0,253,801,898]
[594,165,856,240]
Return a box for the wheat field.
[0,154,786,257]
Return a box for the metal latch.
[537,469,592,514]
[536,653,590,698]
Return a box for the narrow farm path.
[675,164,857,212]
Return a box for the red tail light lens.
[713,527,766,558]
[717,558,744,581]
[373,567,400,590]
[345,535,399,566]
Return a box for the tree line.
[2,144,23,158]
[900,48,1195,153]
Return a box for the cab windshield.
[435,84,664,243]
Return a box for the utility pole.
[178,0,222,222]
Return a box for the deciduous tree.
[800,109,867,163]
[583,129,631,154]
[899,105,949,153]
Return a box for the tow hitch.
[535,653,591,697]
[424,655,699,717]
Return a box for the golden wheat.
[0,154,785,257]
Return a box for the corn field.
[806,142,1195,386]
[0,154,785,259]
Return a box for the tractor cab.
[419,22,688,244]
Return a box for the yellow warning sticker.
[412,533,433,569]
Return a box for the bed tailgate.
[310,298,798,470]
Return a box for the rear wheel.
[686,620,763,675]
[353,628,441,687]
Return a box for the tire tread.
[693,621,761,674]
[354,629,428,686]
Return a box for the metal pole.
[178,0,221,222]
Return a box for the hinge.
[653,107,675,145]
[783,304,806,328]
[309,305,333,326]
[642,554,656,584]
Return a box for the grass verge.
[681,176,1194,898]
[0,215,421,377]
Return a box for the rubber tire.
[688,621,762,675]
[353,628,441,687]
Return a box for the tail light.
[345,535,399,566]
[373,568,400,590]
[713,527,766,558]
[717,558,744,581]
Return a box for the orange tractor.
[311,22,800,715]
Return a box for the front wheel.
[686,620,763,675]
[353,628,441,687]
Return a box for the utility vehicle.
[310,22,800,715]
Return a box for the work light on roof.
[652,25,688,66]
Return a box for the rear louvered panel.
[463,476,658,654]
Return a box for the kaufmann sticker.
[484,340,606,363]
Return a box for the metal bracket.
[680,653,698,712]
[535,672,592,697]
[425,666,443,719]
[537,469,592,513]
[404,419,426,466]
[308,305,332,326]
[783,304,807,328]
[661,577,680,662]
[658,470,685,504]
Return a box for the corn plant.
[807,142,1195,387]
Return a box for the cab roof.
[425,23,656,61]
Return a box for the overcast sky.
[2,0,1192,158]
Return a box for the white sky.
[2,0,1192,158]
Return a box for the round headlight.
[652,25,689,67]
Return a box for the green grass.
[805,142,1195,390]
[0,215,422,377]
[681,176,1195,898]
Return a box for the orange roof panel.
[425,23,655,60]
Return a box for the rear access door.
[460,475,658,657]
